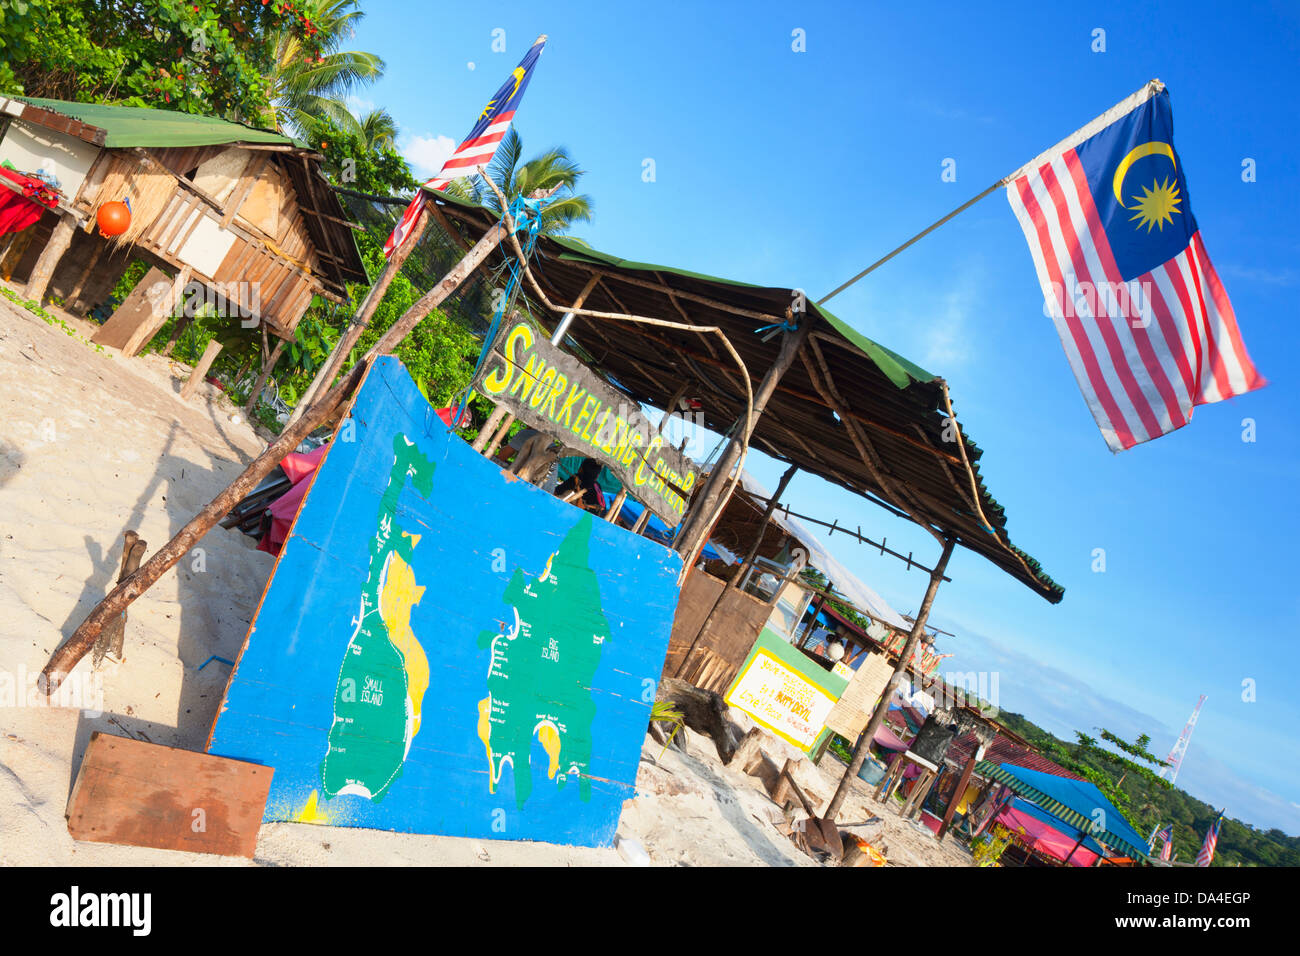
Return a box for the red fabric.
[435,405,470,428]
[996,804,1099,867]
[0,167,55,236]
[873,725,910,752]
[257,445,329,555]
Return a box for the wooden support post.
[730,462,798,588]
[243,336,289,414]
[824,537,955,823]
[630,509,651,534]
[672,461,798,679]
[65,240,107,315]
[92,530,146,666]
[40,220,510,696]
[484,413,515,457]
[604,489,627,523]
[937,752,981,841]
[180,340,223,400]
[22,211,77,304]
[673,318,812,568]
[472,405,509,452]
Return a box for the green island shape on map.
[320,433,435,803]
[476,513,609,810]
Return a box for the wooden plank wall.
[663,570,773,693]
[81,146,326,338]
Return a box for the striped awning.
[976,761,1150,860]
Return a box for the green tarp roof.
[425,189,1064,603]
[14,97,297,149]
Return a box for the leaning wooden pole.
[40,219,509,695]
[288,205,432,424]
[674,318,810,569]
[823,537,955,823]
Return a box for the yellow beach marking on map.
[478,697,496,792]
[378,550,429,736]
[535,721,562,779]
[296,789,330,824]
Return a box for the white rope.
[475,171,756,575]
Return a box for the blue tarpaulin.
[986,762,1151,859]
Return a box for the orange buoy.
[97,199,131,238]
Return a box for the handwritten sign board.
[725,629,848,752]
[824,649,894,741]
[472,314,698,524]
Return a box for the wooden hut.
[0,96,365,357]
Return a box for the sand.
[0,290,972,867]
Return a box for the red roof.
[945,732,1084,780]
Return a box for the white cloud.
[400,133,456,179]
[345,94,376,117]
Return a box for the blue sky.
[350,1,1300,835]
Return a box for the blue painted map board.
[207,357,682,847]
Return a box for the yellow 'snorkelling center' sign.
[474,317,699,524]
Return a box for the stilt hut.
[0,96,365,357]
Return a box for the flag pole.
[817,79,1165,307]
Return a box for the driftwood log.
[92,530,146,666]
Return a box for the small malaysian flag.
[1005,82,1264,452]
[1153,823,1174,861]
[383,36,546,258]
[1196,811,1224,867]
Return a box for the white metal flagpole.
[817,79,1165,307]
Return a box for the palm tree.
[448,128,593,237]
[259,0,384,136]
[355,107,398,150]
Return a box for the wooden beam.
[22,210,77,303]
[65,732,272,858]
[221,152,269,228]
[560,261,790,325]
[180,339,223,400]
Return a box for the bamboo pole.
[40,219,509,695]
[484,413,515,457]
[823,537,955,822]
[472,406,509,452]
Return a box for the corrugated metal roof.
[947,732,1084,780]
[14,97,297,148]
